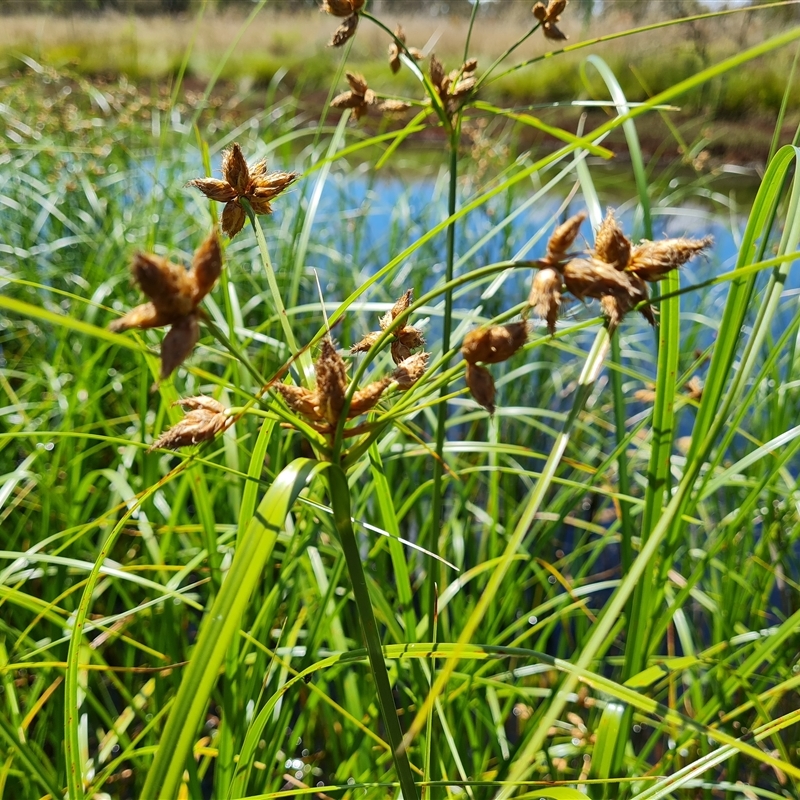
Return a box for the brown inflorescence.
[351,289,425,365]
[429,55,478,121]
[109,229,222,381]
[332,73,410,121]
[461,322,529,413]
[188,143,298,238]
[149,396,232,452]
[388,24,424,73]
[527,208,711,334]
[321,0,365,46]
[532,0,569,40]
[275,336,429,436]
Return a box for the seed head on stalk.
[532,0,569,40]
[275,336,429,438]
[321,0,365,47]
[332,73,411,121]
[149,396,232,452]
[187,143,297,238]
[461,322,529,413]
[388,24,424,73]
[429,55,479,121]
[351,289,425,365]
[108,229,222,382]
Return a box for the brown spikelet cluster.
[532,0,569,40]
[187,143,298,238]
[388,25,424,73]
[332,73,411,121]
[351,289,425,364]
[321,0,365,46]
[149,396,232,452]
[429,55,478,120]
[461,322,529,414]
[275,337,429,435]
[527,210,712,334]
[109,230,222,381]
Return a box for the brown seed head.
[392,351,429,390]
[542,21,568,40]
[547,211,586,262]
[378,99,411,114]
[347,72,369,95]
[250,171,299,202]
[349,376,392,417]
[275,383,322,421]
[190,229,222,303]
[430,55,445,93]
[563,257,637,301]
[329,13,359,47]
[461,321,529,365]
[627,236,713,282]
[185,177,236,203]
[315,339,348,425]
[321,0,363,16]
[351,331,383,354]
[396,326,424,351]
[131,253,195,320]
[380,289,413,330]
[148,395,230,452]
[221,201,246,238]
[222,143,250,195]
[465,363,496,414]
[528,267,563,335]
[109,302,170,333]
[594,209,631,269]
[160,314,200,380]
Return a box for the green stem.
[242,199,313,383]
[327,464,420,800]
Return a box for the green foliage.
[2,3,800,799]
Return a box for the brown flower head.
[528,267,563,335]
[465,363,496,415]
[321,0,363,15]
[388,25,424,73]
[109,230,221,381]
[627,236,713,282]
[461,321,529,365]
[149,396,231,452]
[351,289,425,365]
[321,0,364,46]
[562,257,637,301]
[429,55,478,120]
[546,211,586,264]
[532,0,568,39]
[188,143,298,238]
[594,209,631,269]
[392,351,430,390]
[331,72,377,121]
[275,337,397,434]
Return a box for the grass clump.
[2,2,800,799]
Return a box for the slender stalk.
[242,199,313,383]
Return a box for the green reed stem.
[242,200,313,383]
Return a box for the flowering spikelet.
[351,289,425,365]
[429,55,478,120]
[546,211,586,263]
[349,376,393,416]
[316,338,349,425]
[627,236,713,281]
[528,267,563,334]
[465,363,496,414]
[109,229,221,381]
[321,0,363,16]
[392,352,429,390]
[532,0,568,39]
[274,383,320,419]
[388,25,423,73]
[461,322,529,365]
[329,12,359,46]
[594,209,631,269]
[149,396,231,452]
[562,258,637,301]
[188,143,297,238]
[331,72,377,121]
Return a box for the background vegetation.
[2,1,800,798]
